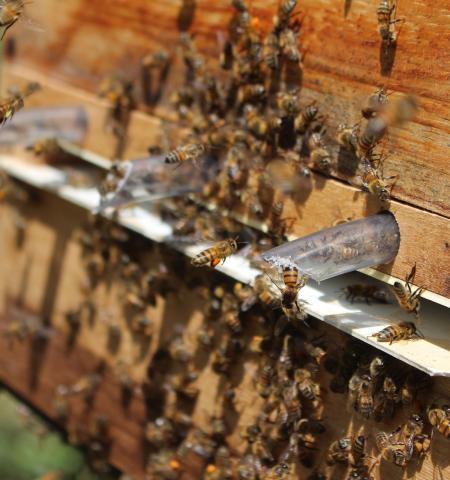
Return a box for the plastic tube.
[98,154,219,211]
[0,106,88,146]
[262,212,400,282]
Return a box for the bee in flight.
[191,238,238,268]
[164,143,207,165]
[0,81,41,125]
[391,264,424,318]
[371,321,424,345]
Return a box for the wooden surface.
[1,66,449,298]
[5,0,450,218]
[1,190,450,479]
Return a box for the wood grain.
[5,0,450,217]
[0,195,450,480]
[1,66,449,298]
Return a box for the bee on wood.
[282,384,302,425]
[294,368,321,401]
[349,373,374,418]
[212,335,243,374]
[355,116,387,160]
[294,104,320,133]
[164,143,207,165]
[0,82,40,125]
[412,433,432,457]
[237,83,266,104]
[377,0,399,45]
[375,431,413,467]
[221,309,242,334]
[279,27,301,63]
[374,376,399,420]
[350,435,367,467]
[277,90,301,117]
[273,0,298,31]
[146,451,182,479]
[269,201,296,243]
[53,385,70,422]
[361,164,396,202]
[145,417,175,448]
[196,325,214,349]
[263,32,280,69]
[308,132,332,172]
[342,284,389,304]
[0,0,25,39]
[245,104,282,138]
[336,124,357,150]
[371,321,424,345]
[168,335,192,362]
[191,238,238,268]
[362,87,390,119]
[264,463,290,479]
[427,403,450,439]
[392,264,424,318]
[257,361,275,398]
[70,373,102,404]
[304,341,327,364]
[326,437,352,465]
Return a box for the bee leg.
[0,21,18,41]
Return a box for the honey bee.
[412,433,432,457]
[371,321,423,345]
[374,376,399,419]
[0,0,25,39]
[253,274,280,309]
[294,368,321,401]
[326,437,352,464]
[361,87,390,119]
[165,143,207,165]
[221,309,242,334]
[308,132,332,171]
[427,403,450,439]
[375,431,413,467]
[377,0,399,44]
[0,82,41,125]
[279,27,301,63]
[273,0,297,31]
[336,124,357,150]
[392,264,424,318]
[191,238,238,268]
[294,104,320,133]
[277,90,301,117]
[369,355,385,378]
[263,32,280,69]
[263,463,290,479]
[342,284,389,304]
[53,385,70,422]
[349,373,373,418]
[277,266,308,322]
[257,361,275,398]
[244,104,282,138]
[237,83,266,104]
[146,451,182,479]
[361,164,396,202]
[304,341,327,364]
[350,435,366,467]
[70,373,102,403]
[145,417,175,448]
[355,116,387,160]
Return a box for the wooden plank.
[0,195,450,480]
[1,66,449,298]
[4,0,450,217]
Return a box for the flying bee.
[263,32,280,69]
[392,264,424,318]
[342,284,389,304]
[375,431,413,467]
[191,238,238,268]
[377,0,399,44]
[308,132,332,171]
[371,321,423,345]
[336,124,357,150]
[0,0,25,39]
[361,164,396,202]
[362,87,390,119]
[294,104,320,133]
[280,29,301,64]
[0,81,41,125]
[355,116,387,160]
[326,437,352,465]
[427,403,450,439]
[164,143,207,165]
